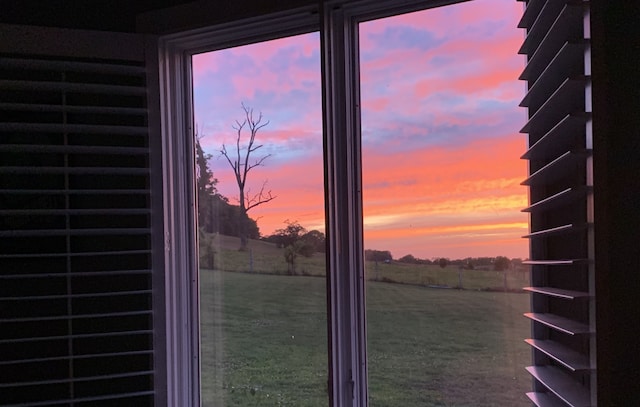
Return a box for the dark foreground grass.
[366,282,530,406]
[200,270,328,407]
[200,270,530,406]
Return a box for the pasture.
[199,243,531,406]
[201,234,529,291]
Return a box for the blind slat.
[0,370,154,389]
[0,144,149,155]
[0,329,153,345]
[0,228,150,237]
[526,391,567,407]
[526,366,591,407]
[518,0,546,28]
[3,390,154,407]
[0,189,149,195]
[0,58,145,75]
[0,167,149,175]
[519,0,565,55]
[522,187,587,214]
[1,291,152,302]
[0,122,147,135]
[520,78,585,134]
[524,313,591,336]
[523,223,585,239]
[525,339,591,372]
[522,259,588,266]
[0,79,146,95]
[0,350,153,366]
[519,5,583,83]
[0,102,147,115]
[0,270,152,279]
[520,42,584,110]
[521,114,586,160]
[0,249,152,259]
[0,208,150,216]
[521,150,589,186]
[523,286,590,300]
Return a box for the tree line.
[365,250,524,271]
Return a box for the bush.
[494,256,511,271]
[399,254,420,264]
[365,249,393,262]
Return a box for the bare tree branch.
[219,103,276,250]
[246,180,277,211]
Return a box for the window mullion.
[322,3,368,407]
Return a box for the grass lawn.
[365,261,529,292]
[200,269,530,406]
[200,234,529,292]
[366,282,530,406]
[201,233,326,276]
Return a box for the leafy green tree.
[271,220,306,248]
[438,258,449,268]
[284,241,306,275]
[199,228,215,270]
[195,132,218,233]
[398,254,420,264]
[494,256,511,271]
[272,221,319,274]
[365,249,392,263]
[301,230,326,254]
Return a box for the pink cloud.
[360,0,522,41]
[363,97,391,112]
[193,33,320,98]
[192,1,526,259]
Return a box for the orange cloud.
[360,134,527,258]
[193,0,527,260]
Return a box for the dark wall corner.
[590,1,640,406]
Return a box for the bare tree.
[220,103,276,250]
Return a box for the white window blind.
[518,1,596,405]
[0,26,158,406]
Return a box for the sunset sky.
[192,0,528,259]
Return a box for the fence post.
[503,269,507,291]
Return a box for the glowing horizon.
[192,0,527,260]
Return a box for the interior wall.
[590,1,640,406]
[0,1,183,32]
[0,0,318,34]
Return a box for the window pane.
[359,2,530,405]
[192,33,327,406]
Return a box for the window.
[192,33,327,406]
[359,3,530,405]
[156,0,596,405]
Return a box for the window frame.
[156,1,526,406]
[157,6,321,407]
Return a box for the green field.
[200,234,529,291]
[200,261,531,406]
